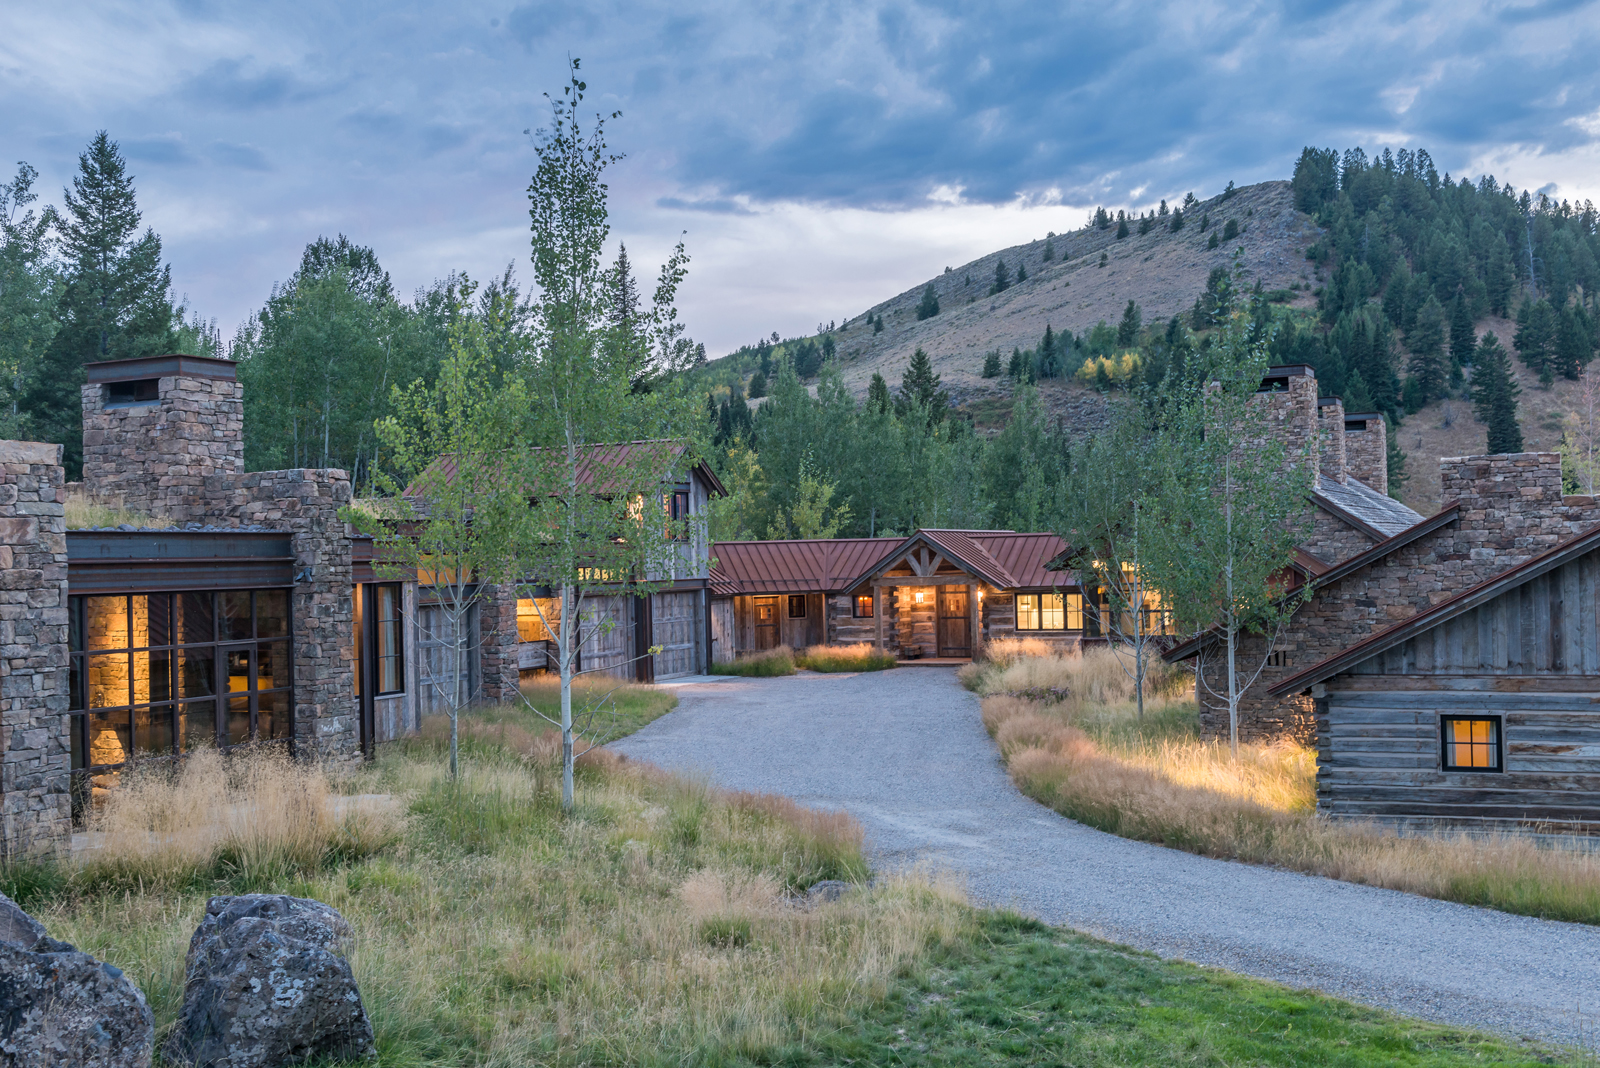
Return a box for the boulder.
[163,894,373,1068]
[0,894,154,1068]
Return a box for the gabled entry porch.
[863,541,984,661]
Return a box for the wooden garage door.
[652,592,700,679]
[580,595,633,680]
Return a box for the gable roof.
[411,439,726,498]
[710,537,903,595]
[844,529,1074,591]
[1162,504,1460,663]
[1269,521,1600,696]
[1313,475,1423,540]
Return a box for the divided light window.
[853,593,874,618]
[1441,716,1502,772]
[1016,592,1084,631]
[787,595,808,619]
[666,489,690,540]
[68,590,293,812]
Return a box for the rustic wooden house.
[1271,523,1600,831]
[711,529,1119,661]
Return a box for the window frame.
[1440,715,1503,773]
[373,583,405,696]
[787,594,808,619]
[852,592,874,618]
[666,487,691,540]
[1016,591,1073,632]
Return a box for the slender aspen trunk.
[1224,456,1239,759]
[560,579,575,810]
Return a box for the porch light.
[913,590,926,604]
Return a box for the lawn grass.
[3,710,1592,1066]
[826,912,1583,1067]
[711,645,798,676]
[512,673,679,742]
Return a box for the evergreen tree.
[1037,325,1058,378]
[1138,213,1154,236]
[990,259,1011,294]
[0,163,61,438]
[1207,231,1219,250]
[1116,214,1129,239]
[1042,235,1055,262]
[1099,251,1108,268]
[1016,263,1028,283]
[1470,333,1522,453]
[896,347,948,425]
[1406,296,1448,405]
[1169,209,1184,232]
[30,132,176,475]
[916,283,940,320]
[981,350,1002,378]
[1449,294,1475,367]
[1199,211,1210,232]
[873,314,884,334]
[747,369,767,398]
[1007,347,1026,380]
[866,371,892,415]
[1222,218,1240,241]
[1556,306,1594,380]
[1117,300,1142,347]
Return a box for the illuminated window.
[517,597,558,642]
[1016,593,1039,630]
[1040,592,1064,630]
[68,590,293,809]
[1065,593,1084,630]
[1442,716,1501,771]
[853,593,874,618]
[375,584,403,695]
[788,595,808,619]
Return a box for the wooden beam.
[871,575,974,587]
[874,585,883,650]
[969,582,982,661]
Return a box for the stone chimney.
[1343,412,1387,494]
[1439,453,1569,566]
[80,355,244,523]
[1317,397,1346,484]
[1254,365,1318,466]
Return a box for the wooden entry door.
[938,588,970,658]
[754,596,779,650]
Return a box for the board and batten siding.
[1317,546,1600,828]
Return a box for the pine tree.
[1514,299,1556,373]
[30,132,175,475]
[747,369,767,398]
[866,372,892,414]
[1138,213,1154,236]
[873,314,884,334]
[981,350,1002,378]
[1016,263,1027,283]
[1098,251,1108,268]
[1043,236,1055,262]
[1222,218,1239,240]
[1117,300,1142,347]
[1207,231,1219,250]
[916,283,940,320]
[1169,209,1184,232]
[1556,306,1593,380]
[1407,296,1448,405]
[990,259,1011,294]
[1116,214,1129,239]
[1449,294,1475,367]
[1007,347,1025,380]
[1471,333,1523,453]
[897,347,948,424]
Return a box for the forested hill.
[729,180,1323,404]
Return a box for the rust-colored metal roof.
[942,531,1075,588]
[410,439,725,498]
[710,538,903,594]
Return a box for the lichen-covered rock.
[0,938,154,1068]
[0,891,49,951]
[162,894,373,1068]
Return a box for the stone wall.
[80,373,243,523]
[1255,372,1318,467]
[1344,414,1387,494]
[0,442,69,856]
[476,582,521,703]
[1302,508,1376,567]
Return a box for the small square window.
[787,595,808,619]
[853,593,874,618]
[1441,716,1501,772]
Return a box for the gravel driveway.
[614,668,1600,1049]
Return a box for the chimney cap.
[1264,364,1316,377]
[1317,396,1344,407]
[1342,411,1384,422]
[85,354,237,384]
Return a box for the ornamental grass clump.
[796,643,897,673]
[711,645,797,676]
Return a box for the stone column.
[0,441,70,856]
[476,582,522,704]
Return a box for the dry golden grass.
[76,746,401,889]
[796,642,897,672]
[980,652,1600,926]
[977,636,1059,667]
[14,716,969,1065]
[711,644,798,676]
[963,643,1191,706]
[63,492,171,530]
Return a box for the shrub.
[711,645,797,676]
[796,643,896,673]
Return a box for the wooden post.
[874,585,884,650]
[968,582,981,662]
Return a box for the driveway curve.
[613,668,1600,1049]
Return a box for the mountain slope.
[824,180,1320,402]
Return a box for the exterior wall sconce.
[913,590,927,604]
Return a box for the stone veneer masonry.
[1344,413,1388,495]
[1317,398,1347,484]
[80,371,244,522]
[0,442,70,856]
[1198,452,1600,744]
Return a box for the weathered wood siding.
[1347,551,1600,678]
[650,590,702,679]
[1318,690,1600,826]
[829,591,876,645]
[710,597,735,664]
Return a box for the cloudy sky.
[5,0,1600,354]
